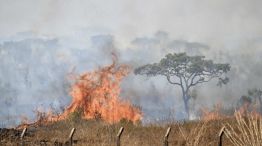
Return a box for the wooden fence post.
[218,126,225,146]
[116,127,124,146]
[20,128,27,146]
[68,128,76,146]
[163,127,171,146]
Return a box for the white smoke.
[0,0,262,126]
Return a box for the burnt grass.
[0,118,237,146]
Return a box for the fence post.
[218,126,225,146]
[163,127,171,146]
[20,128,27,146]
[116,127,124,146]
[68,128,76,146]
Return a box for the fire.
[51,58,142,123]
[200,103,227,121]
[200,102,262,122]
[16,57,142,129]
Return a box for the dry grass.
[224,112,262,146]
[0,117,253,146]
[178,121,207,146]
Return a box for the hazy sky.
[1,0,262,124]
[1,0,262,48]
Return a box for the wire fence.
[13,126,226,146]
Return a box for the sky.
[1,0,262,46]
[0,0,262,125]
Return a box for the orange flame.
[200,103,227,121]
[51,58,142,123]
[16,57,142,129]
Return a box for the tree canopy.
[135,53,230,88]
[134,52,230,118]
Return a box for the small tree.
[134,53,230,118]
[237,89,262,111]
[249,89,262,111]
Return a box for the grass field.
[0,119,233,146]
[1,112,262,146]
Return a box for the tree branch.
[190,74,219,86]
[166,75,182,86]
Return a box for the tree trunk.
[182,92,190,119]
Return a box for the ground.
[0,118,238,146]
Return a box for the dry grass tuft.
[224,112,262,146]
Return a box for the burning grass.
[17,57,142,129]
[51,57,142,123]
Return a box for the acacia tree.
[134,53,230,118]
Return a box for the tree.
[248,89,262,110]
[237,89,262,113]
[134,53,230,118]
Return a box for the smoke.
[118,31,262,121]
[0,30,262,126]
[1,0,262,125]
[120,31,262,119]
[0,34,118,126]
